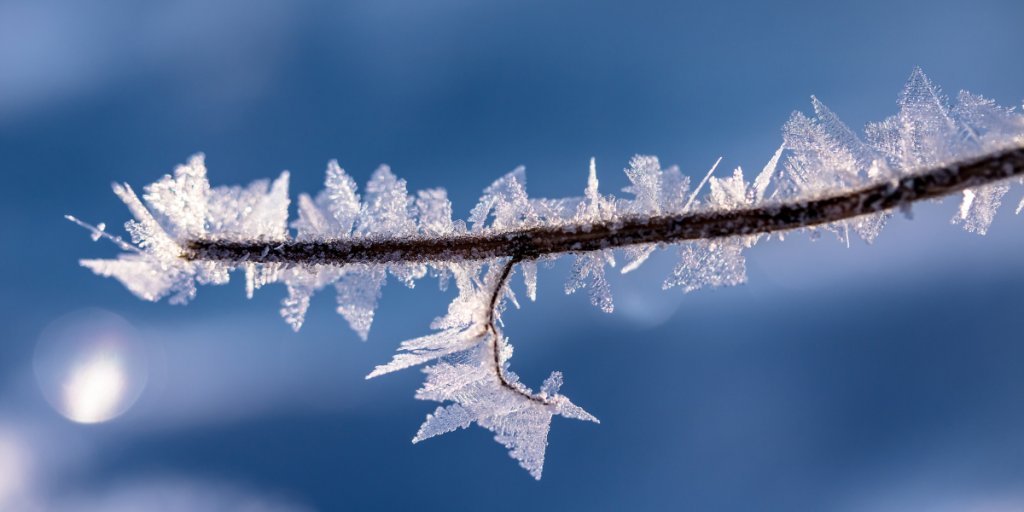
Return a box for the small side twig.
[483,256,551,404]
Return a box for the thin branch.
[484,256,549,404]
[481,256,557,406]
[184,145,1024,266]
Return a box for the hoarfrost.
[866,67,962,171]
[368,262,492,377]
[782,94,892,243]
[576,158,617,224]
[206,172,291,241]
[708,167,751,210]
[363,258,597,479]
[622,155,663,215]
[470,166,538,231]
[566,252,615,313]
[621,245,656,274]
[752,144,784,203]
[335,264,387,341]
[416,188,455,236]
[412,338,597,480]
[365,326,482,379]
[292,193,334,241]
[682,157,720,213]
[279,266,345,331]
[71,67,1024,480]
[323,160,362,235]
[143,154,211,240]
[522,260,538,301]
[863,69,1024,234]
[663,239,747,293]
[782,98,878,193]
[356,165,417,237]
[291,160,360,241]
[952,181,1011,235]
[618,155,692,273]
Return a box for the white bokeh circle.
[34,309,148,424]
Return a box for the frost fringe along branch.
[187,145,1024,267]
[70,68,1024,479]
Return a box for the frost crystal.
[367,263,490,377]
[779,95,894,244]
[622,155,664,215]
[356,165,417,237]
[292,160,360,241]
[279,266,344,331]
[412,337,597,480]
[470,166,538,231]
[72,68,1024,479]
[866,67,962,171]
[663,239,747,293]
[952,181,1011,235]
[576,158,617,224]
[365,261,597,479]
[566,252,615,313]
[415,188,454,236]
[522,260,538,301]
[618,156,694,273]
[335,264,387,341]
[143,154,212,240]
[863,68,1023,234]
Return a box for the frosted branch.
[70,68,1024,479]
[186,145,1024,267]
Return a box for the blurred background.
[2,0,1024,510]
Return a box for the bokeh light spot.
[34,309,147,424]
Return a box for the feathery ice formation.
[71,68,1024,479]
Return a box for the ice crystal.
[780,96,892,244]
[522,260,538,301]
[292,160,360,241]
[708,167,751,210]
[71,68,1024,479]
[364,260,597,479]
[618,156,692,273]
[411,337,597,480]
[143,154,212,240]
[622,155,664,215]
[205,173,291,241]
[577,158,617,224]
[865,68,1024,234]
[279,266,344,331]
[470,166,538,231]
[866,67,963,171]
[415,188,455,236]
[334,265,387,341]
[367,262,491,378]
[952,181,1012,235]
[566,252,615,313]
[752,144,784,203]
[663,239,747,293]
[356,165,418,237]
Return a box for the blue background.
[2,0,1024,510]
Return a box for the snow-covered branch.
[70,68,1024,479]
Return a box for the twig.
[184,145,1024,266]
[484,256,550,404]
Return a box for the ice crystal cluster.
[71,68,1024,479]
